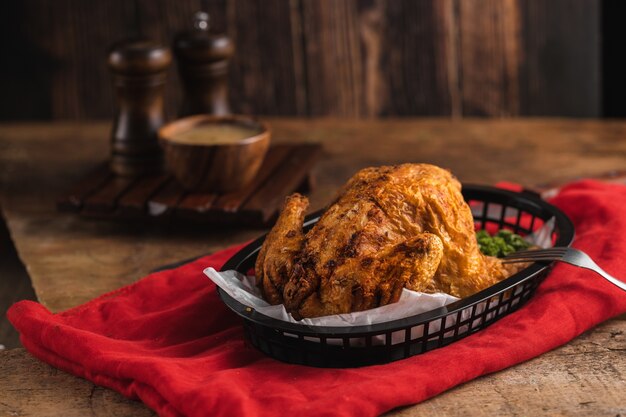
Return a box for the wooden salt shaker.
[174,12,234,116]
[108,40,172,176]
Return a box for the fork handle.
[586,264,626,292]
[503,258,626,292]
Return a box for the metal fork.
[502,247,626,292]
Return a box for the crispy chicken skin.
[255,193,308,305]
[255,163,509,319]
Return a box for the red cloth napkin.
[8,180,626,417]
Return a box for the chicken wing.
[254,193,308,305]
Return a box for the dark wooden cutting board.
[57,143,322,227]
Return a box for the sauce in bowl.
[169,123,262,145]
[159,115,270,192]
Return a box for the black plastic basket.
[219,185,574,367]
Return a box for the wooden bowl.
[159,115,270,193]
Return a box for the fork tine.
[503,252,561,260]
[503,248,567,259]
[502,254,558,260]
[513,248,567,254]
[502,256,559,264]
[506,250,562,256]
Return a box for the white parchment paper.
[205,267,459,327]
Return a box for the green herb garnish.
[476,229,530,258]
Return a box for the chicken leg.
[284,233,444,319]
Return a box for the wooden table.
[1,119,625,416]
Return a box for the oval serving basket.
[219,185,574,368]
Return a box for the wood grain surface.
[0,0,600,119]
[56,144,320,225]
[0,119,625,415]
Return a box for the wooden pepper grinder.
[108,40,172,177]
[174,12,234,116]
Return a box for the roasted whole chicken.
[255,163,509,319]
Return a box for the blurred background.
[2,0,624,121]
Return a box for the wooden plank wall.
[0,0,600,120]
